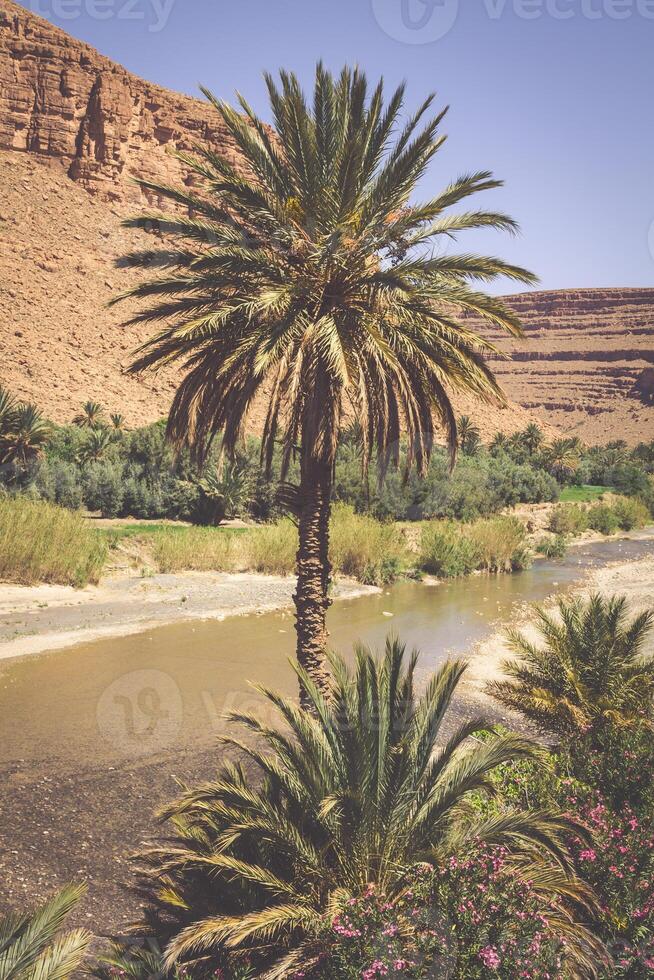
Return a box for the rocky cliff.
[1,0,652,442]
[0,0,239,199]
[487,289,654,443]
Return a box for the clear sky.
[18,0,654,293]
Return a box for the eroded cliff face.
[486,289,654,443]
[0,0,239,199]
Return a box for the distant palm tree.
[0,386,17,438]
[73,401,106,429]
[521,422,544,457]
[110,413,127,432]
[544,437,580,482]
[0,884,90,980]
[488,593,654,738]
[457,414,481,455]
[0,404,51,469]
[489,430,509,454]
[133,638,600,978]
[78,427,115,465]
[115,66,536,692]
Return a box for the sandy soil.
[0,573,378,661]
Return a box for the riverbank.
[463,546,654,707]
[1,521,652,662]
[0,572,378,660]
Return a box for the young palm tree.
[132,638,601,978]
[78,426,116,465]
[0,404,51,470]
[0,386,17,438]
[0,884,90,980]
[73,401,106,429]
[521,422,544,457]
[488,593,654,738]
[110,412,127,432]
[456,414,481,455]
[114,65,536,689]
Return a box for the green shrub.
[466,515,529,572]
[612,495,650,531]
[535,534,567,558]
[587,503,620,535]
[419,521,479,577]
[548,503,589,536]
[82,461,125,518]
[329,503,407,584]
[0,497,106,586]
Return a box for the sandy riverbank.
[0,573,378,661]
[463,551,654,705]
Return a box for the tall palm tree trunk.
[294,458,333,700]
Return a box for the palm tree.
[0,386,17,438]
[489,430,509,455]
[73,401,106,429]
[0,884,91,980]
[0,404,51,470]
[78,426,115,465]
[196,461,253,525]
[521,422,544,457]
[488,593,654,739]
[456,414,481,455]
[544,437,580,483]
[133,638,601,978]
[110,413,127,432]
[115,66,536,690]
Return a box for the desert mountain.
[1,0,652,442]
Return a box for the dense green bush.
[419,521,479,577]
[419,516,529,577]
[535,534,567,558]
[587,502,620,535]
[612,495,650,531]
[548,502,589,536]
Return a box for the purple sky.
[17,0,654,293]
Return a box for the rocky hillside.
[486,289,654,444]
[1,0,652,442]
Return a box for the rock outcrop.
[0,0,239,199]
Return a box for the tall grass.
[0,497,106,586]
[243,520,298,575]
[419,515,529,577]
[329,503,408,585]
[151,526,239,573]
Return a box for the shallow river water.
[1,533,652,776]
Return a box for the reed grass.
[329,503,408,585]
[0,497,107,586]
[419,515,529,577]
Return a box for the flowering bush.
[305,850,576,979]
[493,754,654,979]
